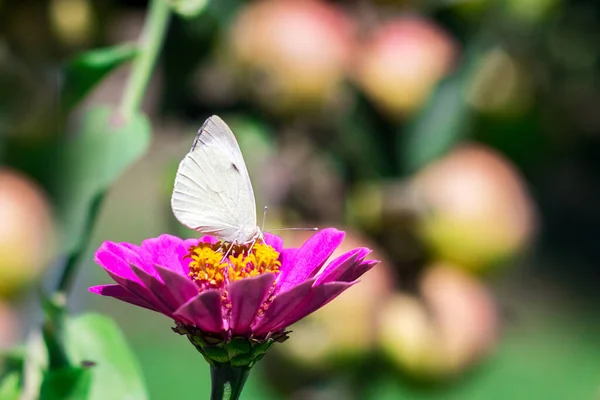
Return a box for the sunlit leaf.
[64,313,148,400]
[23,314,148,400]
[0,372,21,400]
[56,105,151,254]
[40,367,92,400]
[169,0,209,18]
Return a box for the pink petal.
[276,228,345,294]
[94,243,140,282]
[269,281,356,333]
[183,238,200,248]
[251,279,314,335]
[200,236,219,244]
[129,264,187,312]
[314,248,371,285]
[88,285,162,313]
[263,233,283,253]
[141,235,189,274]
[173,289,224,333]
[154,264,199,304]
[279,248,297,268]
[228,273,276,335]
[121,242,142,252]
[104,270,172,315]
[338,260,378,283]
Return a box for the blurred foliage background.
[1,0,600,398]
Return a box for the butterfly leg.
[248,238,258,254]
[220,240,237,262]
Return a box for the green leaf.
[21,314,147,400]
[401,71,472,172]
[225,338,251,360]
[333,100,391,178]
[56,105,151,254]
[168,0,209,18]
[64,313,148,400]
[61,44,138,111]
[39,367,92,400]
[0,372,21,400]
[0,347,25,368]
[401,44,485,172]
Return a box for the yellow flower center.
[186,241,281,290]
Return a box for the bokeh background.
[1,0,600,398]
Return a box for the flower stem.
[209,364,251,400]
[119,0,171,121]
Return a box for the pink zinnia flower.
[90,228,377,367]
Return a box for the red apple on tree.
[354,17,458,118]
[228,0,355,112]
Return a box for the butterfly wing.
[171,115,259,243]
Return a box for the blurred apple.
[0,168,56,297]
[411,144,537,272]
[228,0,354,112]
[420,263,498,373]
[354,17,458,118]
[378,263,498,379]
[49,0,94,48]
[466,48,534,117]
[272,228,394,369]
[378,293,445,378]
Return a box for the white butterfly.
[171,115,262,244]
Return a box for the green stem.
[56,192,105,295]
[55,0,170,297]
[120,0,171,120]
[209,364,251,400]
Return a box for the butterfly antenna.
[267,227,319,232]
[262,206,268,232]
[261,205,318,233]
